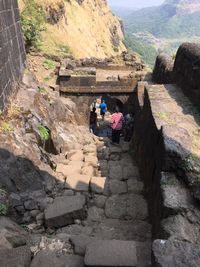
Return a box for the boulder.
[153,239,200,267]
[0,216,28,249]
[45,195,86,228]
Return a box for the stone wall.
[59,75,96,87]
[152,53,174,84]
[133,82,200,266]
[133,82,165,238]
[0,0,26,110]
[173,42,200,109]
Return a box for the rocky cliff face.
[163,0,200,15]
[19,0,126,58]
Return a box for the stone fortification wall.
[173,42,200,109]
[153,43,200,112]
[0,0,26,109]
[152,53,174,84]
[133,82,200,266]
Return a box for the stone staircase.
[38,112,152,267]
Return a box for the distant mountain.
[111,6,136,18]
[124,0,200,38]
[123,0,200,67]
[163,0,200,15]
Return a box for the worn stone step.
[30,250,84,267]
[84,240,137,267]
[66,174,91,192]
[45,195,86,228]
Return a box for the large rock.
[0,216,28,249]
[84,240,137,267]
[30,250,84,267]
[161,214,200,243]
[0,246,31,267]
[45,195,86,228]
[153,239,200,267]
[66,174,91,192]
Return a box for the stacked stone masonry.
[0,0,26,109]
[153,42,200,112]
[134,82,200,266]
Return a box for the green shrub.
[42,59,56,70]
[21,0,46,51]
[0,204,8,216]
[38,125,50,141]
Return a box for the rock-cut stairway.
[38,113,152,267]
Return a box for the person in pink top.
[111,106,124,144]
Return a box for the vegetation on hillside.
[21,0,46,51]
[122,0,200,67]
[125,34,157,68]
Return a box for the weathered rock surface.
[0,216,28,249]
[153,239,200,267]
[84,240,137,267]
[45,195,86,228]
[0,246,31,267]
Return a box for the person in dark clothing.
[124,113,134,142]
[99,100,107,121]
[89,107,97,134]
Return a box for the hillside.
[19,0,126,59]
[123,0,200,66]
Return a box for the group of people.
[89,99,134,144]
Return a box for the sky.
[108,0,164,9]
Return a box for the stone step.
[44,195,86,228]
[84,240,137,267]
[30,250,84,267]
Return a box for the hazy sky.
[108,0,164,8]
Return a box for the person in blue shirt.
[99,100,107,121]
